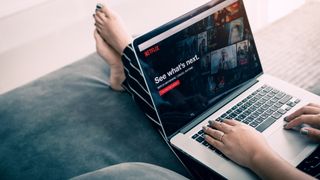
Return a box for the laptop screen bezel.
[132,0,264,138]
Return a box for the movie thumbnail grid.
[175,1,248,61]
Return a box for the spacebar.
[256,117,277,132]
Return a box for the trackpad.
[267,129,310,161]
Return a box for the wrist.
[249,148,279,173]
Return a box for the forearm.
[250,150,314,180]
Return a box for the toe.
[100,5,114,18]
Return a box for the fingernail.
[300,128,309,136]
[283,123,287,128]
[208,120,214,126]
[202,126,207,131]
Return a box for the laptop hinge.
[177,78,259,136]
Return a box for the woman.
[92,4,319,179]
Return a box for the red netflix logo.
[144,45,160,57]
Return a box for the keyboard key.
[202,141,210,147]
[294,99,301,103]
[287,101,297,107]
[264,86,273,92]
[259,114,268,120]
[261,104,270,110]
[255,94,263,99]
[265,101,274,107]
[277,109,287,115]
[242,120,250,124]
[229,113,237,118]
[248,106,256,112]
[270,98,278,103]
[221,113,228,118]
[251,112,259,118]
[275,92,285,99]
[256,108,265,114]
[196,136,204,143]
[285,106,292,111]
[237,102,243,107]
[274,103,283,108]
[226,110,233,114]
[256,117,277,132]
[270,106,278,112]
[264,109,274,115]
[237,114,246,120]
[279,95,292,104]
[192,134,199,139]
[235,109,243,114]
[250,122,259,128]
[272,112,282,119]
[238,106,246,111]
[242,111,251,116]
[197,130,204,135]
[246,116,255,122]
[259,91,267,96]
[208,145,215,151]
[258,99,267,104]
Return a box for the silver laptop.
[132,0,320,179]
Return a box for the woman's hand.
[203,120,275,169]
[284,103,320,142]
[203,119,314,180]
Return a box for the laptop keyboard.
[191,84,301,159]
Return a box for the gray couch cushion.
[0,54,188,180]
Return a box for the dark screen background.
[137,0,263,137]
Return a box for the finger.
[223,119,238,126]
[307,103,320,108]
[204,134,224,150]
[300,127,320,142]
[209,120,232,133]
[94,14,104,25]
[96,11,107,22]
[284,114,320,129]
[285,106,320,122]
[203,126,224,141]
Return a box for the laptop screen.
[133,0,263,137]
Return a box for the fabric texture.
[0,54,189,180]
[72,162,189,180]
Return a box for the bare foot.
[94,30,125,91]
[94,5,132,54]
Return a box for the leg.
[71,163,188,180]
[94,30,125,91]
[93,5,133,54]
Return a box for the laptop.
[131,0,320,179]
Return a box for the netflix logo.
[144,45,160,57]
